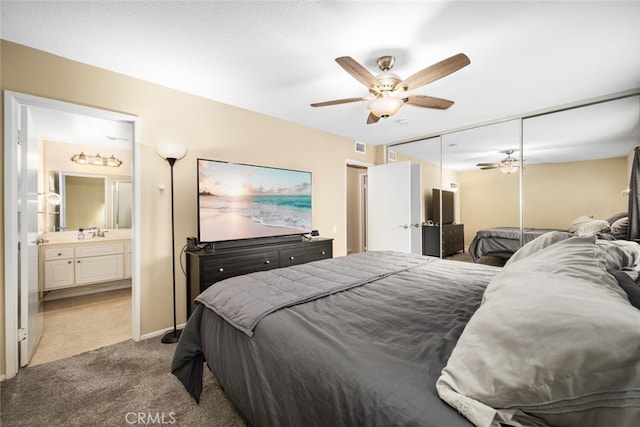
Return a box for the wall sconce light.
[38,192,61,205]
[71,152,122,167]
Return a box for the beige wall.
[0,41,377,375]
[459,157,628,244]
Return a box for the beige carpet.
[0,338,247,427]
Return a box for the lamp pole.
[155,142,187,345]
[161,156,180,344]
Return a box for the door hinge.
[18,328,27,341]
[17,129,22,145]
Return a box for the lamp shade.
[155,142,188,160]
[368,96,404,118]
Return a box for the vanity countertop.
[39,230,132,245]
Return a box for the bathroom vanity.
[39,231,132,295]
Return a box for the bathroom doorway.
[4,91,140,377]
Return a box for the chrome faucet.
[91,228,106,238]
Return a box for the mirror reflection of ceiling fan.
[476,149,523,174]
[311,53,470,124]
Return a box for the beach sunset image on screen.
[197,159,312,242]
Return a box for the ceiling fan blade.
[310,97,366,107]
[335,56,380,89]
[398,53,470,91]
[479,166,498,170]
[367,112,380,124]
[476,163,499,167]
[405,95,454,110]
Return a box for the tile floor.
[28,288,131,366]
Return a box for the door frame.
[345,159,373,254]
[4,91,141,379]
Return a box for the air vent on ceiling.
[388,150,397,161]
[355,141,366,154]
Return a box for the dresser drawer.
[43,247,75,260]
[202,250,279,283]
[279,242,332,267]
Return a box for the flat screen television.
[432,188,454,225]
[197,159,312,243]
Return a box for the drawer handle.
[57,252,62,256]
[289,256,295,260]
[68,260,72,264]
[321,251,326,255]
[218,267,224,272]
[264,260,270,264]
[77,260,81,263]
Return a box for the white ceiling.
[2,1,639,166]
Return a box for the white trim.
[3,91,141,378]
[4,92,21,379]
[344,158,373,169]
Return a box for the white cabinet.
[43,247,75,289]
[44,258,75,288]
[42,240,129,290]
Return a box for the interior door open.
[367,161,422,254]
[19,105,43,367]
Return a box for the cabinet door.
[75,254,124,285]
[44,259,75,290]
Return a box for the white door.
[19,105,42,366]
[367,161,422,253]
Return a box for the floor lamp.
[155,142,188,344]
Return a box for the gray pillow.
[607,211,628,225]
[504,230,573,267]
[610,216,629,240]
[437,236,640,427]
[567,215,610,236]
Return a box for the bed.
[467,227,564,262]
[172,238,640,427]
[468,212,629,263]
[172,251,501,426]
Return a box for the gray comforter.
[172,251,502,427]
[195,251,433,336]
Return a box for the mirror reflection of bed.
[391,94,640,264]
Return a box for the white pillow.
[437,237,640,427]
[567,215,610,236]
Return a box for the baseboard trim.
[140,323,187,341]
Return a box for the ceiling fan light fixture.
[500,161,518,174]
[368,96,404,118]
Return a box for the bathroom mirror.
[54,172,108,231]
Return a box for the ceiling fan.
[476,150,522,174]
[310,53,470,124]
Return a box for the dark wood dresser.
[422,224,464,257]
[185,237,333,316]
